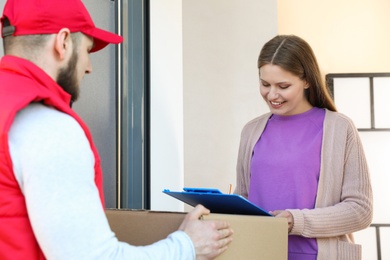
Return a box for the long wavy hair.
[258,35,336,111]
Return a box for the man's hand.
[270,210,294,233]
[179,205,234,259]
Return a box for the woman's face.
[259,64,312,116]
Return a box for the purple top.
[248,107,325,260]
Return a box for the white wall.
[182,0,278,195]
[149,0,184,211]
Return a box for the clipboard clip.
[183,187,223,194]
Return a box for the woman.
[234,35,373,260]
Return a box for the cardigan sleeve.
[288,112,373,238]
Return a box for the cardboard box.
[105,209,287,259]
[105,209,186,246]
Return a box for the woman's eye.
[279,85,290,89]
[261,82,270,87]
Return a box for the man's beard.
[56,49,79,105]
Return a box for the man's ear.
[54,28,72,60]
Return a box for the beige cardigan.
[234,109,373,260]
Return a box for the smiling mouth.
[270,101,285,105]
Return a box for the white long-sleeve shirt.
[8,102,195,259]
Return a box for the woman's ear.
[54,28,72,60]
[304,80,310,89]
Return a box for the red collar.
[0,55,72,106]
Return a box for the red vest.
[0,55,105,259]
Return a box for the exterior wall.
[278,0,390,75]
[149,0,184,211]
[182,0,278,195]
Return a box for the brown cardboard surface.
[105,209,287,259]
[204,213,288,260]
[105,209,186,246]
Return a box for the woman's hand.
[270,210,294,233]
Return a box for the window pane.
[382,227,390,260]
[333,78,371,128]
[373,77,390,128]
[354,227,378,260]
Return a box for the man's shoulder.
[15,102,75,126]
[10,102,83,141]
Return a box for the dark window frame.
[117,0,150,209]
[326,73,390,132]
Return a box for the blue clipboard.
[163,188,272,216]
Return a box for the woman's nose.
[268,86,279,99]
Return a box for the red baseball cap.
[1,0,123,52]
